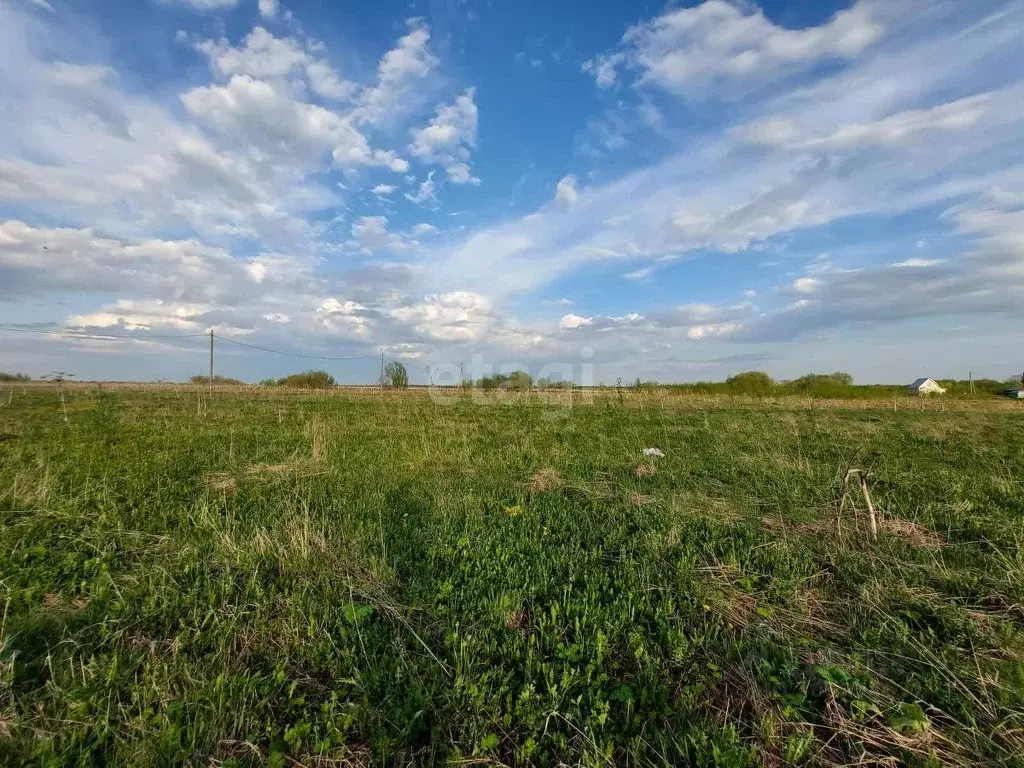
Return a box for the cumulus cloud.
[182,74,407,174]
[391,291,496,341]
[196,27,355,100]
[409,88,480,183]
[355,22,438,126]
[348,215,422,254]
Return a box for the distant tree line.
[182,367,1020,398]
[653,371,1017,399]
[0,372,31,382]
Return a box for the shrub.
[189,375,246,386]
[276,370,335,389]
[725,371,775,394]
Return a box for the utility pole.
[379,349,385,392]
[209,330,214,397]
[969,369,974,395]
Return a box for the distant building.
[908,377,947,395]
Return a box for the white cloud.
[793,277,821,293]
[594,0,884,98]
[554,174,578,208]
[891,257,945,268]
[559,313,592,330]
[257,0,278,20]
[27,0,55,12]
[316,298,370,337]
[349,215,412,253]
[355,22,438,126]
[404,172,436,204]
[391,291,495,341]
[68,299,212,331]
[624,267,652,280]
[195,27,354,100]
[371,183,395,195]
[305,61,355,101]
[446,162,481,185]
[409,88,479,183]
[581,53,623,89]
[182,75,405,173]
[411,223,436,235]
[740,95,988,150]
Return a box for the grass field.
[1,386,1023,766]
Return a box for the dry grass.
[635,463,656,478]
[879,517,947,547]
[505,609,533,638]
[41,593,89,615]
[246,463,297,474]
[529,468,563,493]
[205,474,238,492]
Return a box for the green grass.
[1,386,1023,766]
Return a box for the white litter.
[642,448,665,457]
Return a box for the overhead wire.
[0,326,208,340]
[213,334,381,361]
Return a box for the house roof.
[909,378,932,387]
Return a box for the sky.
[1,0,1023,385]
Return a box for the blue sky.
[1,0,1023,384]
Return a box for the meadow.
[0,385,1023,766]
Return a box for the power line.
[213,334,380,361]
[0,326,208,340]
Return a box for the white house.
[908,377,947,395]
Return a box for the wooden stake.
[859,471,878,539]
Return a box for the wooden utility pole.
[379,349,385,392]
[209,330,214,396]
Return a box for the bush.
[189,375,246,386]
[276,370,335,389]
[725,371,775,394]
[0,372,31,382]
